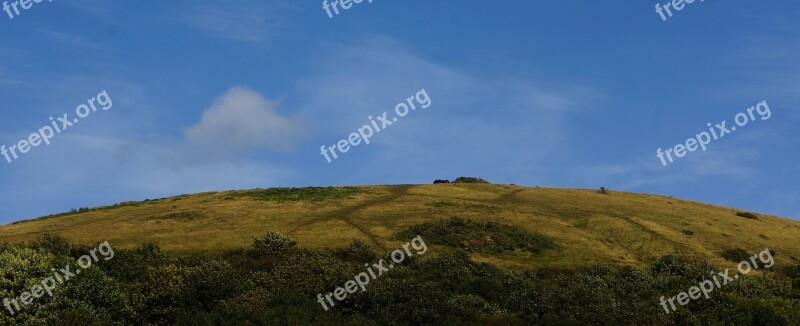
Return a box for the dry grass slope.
[2,184,799,270]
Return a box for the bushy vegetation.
[433,177,490,184]
[235,187,364,202]
[452,177,489,184]
[399,217,557,254]
[722,248,751,262]
[252,232,298,257]
[737,212,759,220]
[335,239,379,263]
[1,234,799,325]
[722,248,777,263]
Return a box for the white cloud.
[186,86,305,152]
[0,82,300,221]
[165,86,305,166]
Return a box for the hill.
[3,183,800,325]
[3,183,800,269]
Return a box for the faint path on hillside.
[289,185,415,251]
[496,188,525,203]
[593,214,703,262]
[619,216,677,245]
[490,187,697,259]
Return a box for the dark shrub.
[253,232,297,256]
[651,254,716,278]
[453,177,489,184]
[33,233,72,256]
[737,212,758,219]
[263,249,356,296]
[41,266,136,325]
[222,247,270,271]
[5,225,800,325]
[433,179,450,184]
[599,187,609,194]
[130,264,194,324]
[183,260,250,310]
[98,243,166,282]
[722,248,751,262]
[337,239,378,263]
[682,229,694,236]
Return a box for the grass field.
[2,184,799,270]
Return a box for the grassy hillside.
[3,183,799,269]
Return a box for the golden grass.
[2,184,799,270]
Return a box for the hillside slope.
[2,184,799,269]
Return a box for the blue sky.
[0,0,797,223]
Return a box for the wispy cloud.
[183,2,285,43]
[296,36,602,182]
[566,148,759,191]
[0,67,26,86]
[719,25,800,104]
[60,0,128,29]
[35,29,102,50]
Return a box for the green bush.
[40,266,136,325]
[721,248,751,262]
[736,212,759,220]
[32,234,72,256]
[2,234,799,325]
[253,232,297,257]
[337,239,378,263]
[453,177,490,184]
[98,243,166,282]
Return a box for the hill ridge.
[1,184,799,270]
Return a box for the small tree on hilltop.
[253,231,297,256]
[453,177,489,184]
